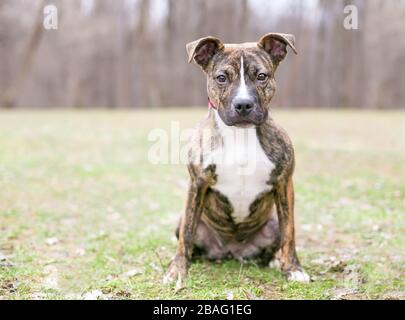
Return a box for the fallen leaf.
[329,288,358,300]
[0,253,13,267]
[123,268,143,278]
[83,289,104,300]
[104,275,114,282]
[42,265,59,289]
[242,288,257,300]
[382,291,405,300]
[1,281,16,293]
[329,260,347,272]
[312,256,347,273]
[30,292,47,300]
[75,248,86,256]
[343,264,365,288]
[45,237,59,246]
[226,290,234,300]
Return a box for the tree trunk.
[2,0,45,108]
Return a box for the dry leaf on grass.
[123,268,143,279]
[225,290,234,300]
[343,264,365,288]
[312,256,347,274]
[329,288,358,300]
[0,253,13,267]
[42,265,59,289]
[45,237,59,246]
[1,281,16,294]
[103,268,144,282]
[382,291,405,300]
[75,247,86,256]
[83,289,104,300]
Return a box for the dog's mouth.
[226,114,266,127]
[217,106,267,127]
[233,120,256,128]
[224,117,265,127]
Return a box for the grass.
[0,108,404,300]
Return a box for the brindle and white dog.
[164,33,310,290]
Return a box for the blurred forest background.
[1,0,405,109]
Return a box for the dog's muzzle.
[225,97,265,126]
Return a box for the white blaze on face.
[235,55,250,100]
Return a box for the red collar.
[208,98,216,109]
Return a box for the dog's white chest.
[207,115,275,223]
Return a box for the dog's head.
[186,33,297,127]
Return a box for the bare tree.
[2,0,45,108]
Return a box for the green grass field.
[0,109,404,300]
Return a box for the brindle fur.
[165,33,308,289]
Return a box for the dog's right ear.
[186,36,224,71]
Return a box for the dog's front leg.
[275,175,310,283]
[163,167,213,290]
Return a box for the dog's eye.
[216,75,227,84]
[257,73,268,81]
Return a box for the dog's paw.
[287,269,311,283]
[163,256,188,292]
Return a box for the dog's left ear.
[186,36,224,71]
[258,33,297,65]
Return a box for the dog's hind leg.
[254,213,281,266]
[175,213,227,261]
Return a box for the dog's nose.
[234,98,254,116]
